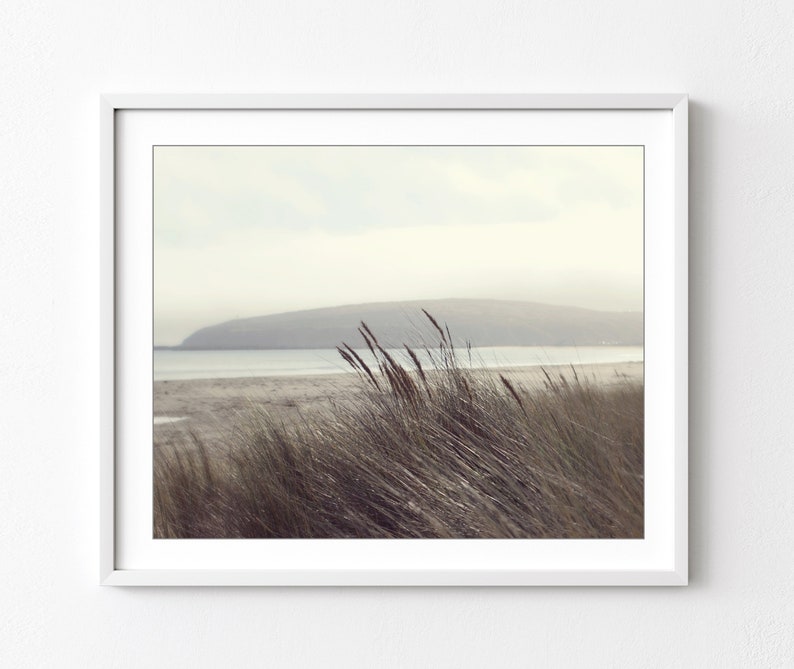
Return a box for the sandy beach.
[154,361,642,454]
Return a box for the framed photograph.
[101,94,688,585]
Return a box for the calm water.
[154,346,643,382]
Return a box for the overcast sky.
[154,145,643,345]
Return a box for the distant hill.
[178,299,643,350]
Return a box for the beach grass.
[154,316,643,539]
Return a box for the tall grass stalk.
[154,316,643,539]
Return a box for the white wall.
[2,1,792,666]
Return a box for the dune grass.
[154,315,643,539]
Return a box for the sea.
[153,346,643,382]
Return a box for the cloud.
[154,146,641,241]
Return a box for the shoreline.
[154,361,643,454]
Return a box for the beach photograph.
[153,145,644,539]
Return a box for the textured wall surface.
[2,1,793,666]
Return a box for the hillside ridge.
[179,298,643,350]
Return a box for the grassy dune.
[154,315,643,539]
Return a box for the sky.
[154,145,643,345]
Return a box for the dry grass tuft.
[154,314,643,539]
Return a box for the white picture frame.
[100,94,688,586]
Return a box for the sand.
[154,372,366,453]
[154,362,643,454]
